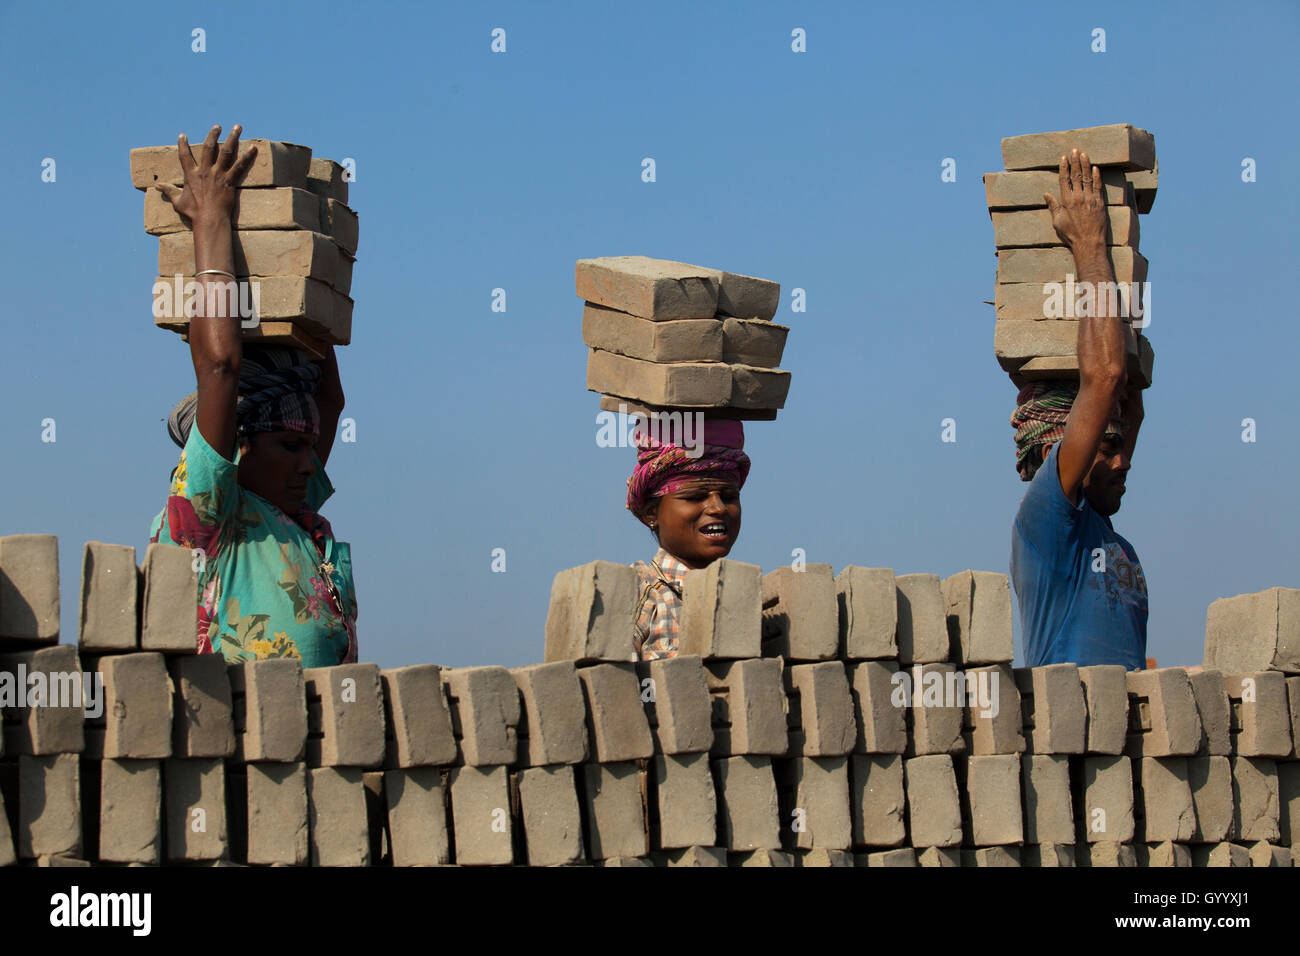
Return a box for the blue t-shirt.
[1011,443,1148,669]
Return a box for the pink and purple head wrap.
[626,417,751,515]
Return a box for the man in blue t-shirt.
[1009,148,1148,670]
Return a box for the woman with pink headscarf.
[625,417,751,661]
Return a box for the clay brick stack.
[577,256,790,420]
[131,138,357,358]
[984,124,1156,389]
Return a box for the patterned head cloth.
[1010,381,1123,481]
[626,417,751,515]
[167,346,323,449]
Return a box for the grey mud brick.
[775,755,852,850]
[660,846,726,867]
[139,543,198,654]
[575,256,719,320]
[963,846,1021,867]
[1080,755,1135,844]
[153,274,354,345]
[0,645,85,755]
[1015,664,1086,754]
[699,266,781,321]
[442,665,520,766]
[516,765,583,866]
[144,184,321,235]
[1078,665,1129,755]
[994,317,1141,372]
[784,662,856,757]
[916,846,961,867]
[835,566,897,660]
[1134,757,1196,843]
[1188,668,1232,755]
[130,139,311,190]
[164,757,226,861]
[316,197,359,256]
[984,167,1131,209]
[0,534,60,644]
[681,559,762,659]
[732,848,796,867]
[586,351,731,408]
[362,771,389,866]
[581,302,723,363]
[848,660,907,754]
[247,763,308,866]
[1223,672,1293,757]
[1288,676,1300,758]
[798,848,854,867]
[78,542,138,651]
[1280,762,1300,846]
[1125,667,1202,757]
[1188,755,1233,843]
[600,855,652,867]
[385,767,450,867]
[303,663,386,768]
[713,755,780,851]
[170,654,234,758]
[728,364,791,410]
[575,663,653,762]
[941,570,1014,666]
[995,274,1148,322]
[543,561,639,663]
[762,565,839,662]
[705,657,788,756]
[1021,844,1075,867]
[865,847,918,867]
[1001,124,1156,172]
[722,317,788,367]
[308,766,370,866]
[100,653,172,759]
[637,654,713,755]
[903,663,964,756]
[1249,842,1290,867]
[0,789,14,866]
[849,754,906,848]
[306,156,349,204]
[1204,587,1300,674]
[159,229,343,287]
[991,206,1139,248]
[228,658,307,762]
[1081,842,1137,867]
[1192,843,1250,868]
[34,855,92,867]
[1136,842,1193,867]
[965,664,1024,756]
[996,246,1148,285]
[651,752,717,850]
[579,761,647,860]
[894,573,949,665]
[380,664,458,768]
[18,753,81,859]
[1128,164,1157,214]
[903,755,962,848]
[961,754,1023,846]
[1230,756,1279,842]
[1021,754,1074,844]
[510,661,589,766]
[98,758,160,864]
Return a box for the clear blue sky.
[2,0,1296,670]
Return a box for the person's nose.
[299,447,316,477]
[703,492,726,514]
[1114,449,1131,474]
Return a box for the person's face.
[640,477,742,570]
[236,430,317,514]
[1043,438,1130,517]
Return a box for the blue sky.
[1,0,1296,669]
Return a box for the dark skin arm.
[314,345,345,467]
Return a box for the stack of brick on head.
[575,255,789,661]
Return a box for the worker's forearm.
[191,215,242,370]
[1071,240,1126,387]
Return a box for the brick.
[848,660,907,754]
[130,139,311,190]
[1021,844,1075,867]
[1136,842,1193,867]
[681,559,762,659]
[1249,841,1290,867]
[586,350,730,408]
[903,755,962,848]
[1125,667,1202,757]
[0,645,85,755]
[1015,664,1086,754]
[381,767,449,866]
[649,752,716,849]
[1193,842,1251,867]
[100,653,172,759]
[733,848,796,867]
[915,846,960,867]
[509,662,588,765]
[575,663,653,762]
[0,789,14,866]
[306,156,349,204]
[996,246,1148,286]
[164,757,226,861]
[992,206,1138,248]
[964,664,1024,755]
[543,562,639,663]
[1081,842,1137,867]
[712,755,780,850]
[865,847,918,867]
[1188,755,1233,842]
[34,855,92,867]
[18,753,80,859]
[1080,755,1135,843]
[994,279,1144,322]
[775,755,851,850]
[1020,754,1074,844]
[984,167,1131,209]
[159,229,342,286]
[961,754,1023,845]
[170,654,234,758]
[138,543,198,654]
[440,667,521,767]
[894,573,948,665]
[600,855,652,867]
[1230,756,1279,842]
[784,662,856,756]
[963,846,1021,867]
[849,753,905,848]
[575,256,719,320]
[994,317,1140,373]
[1288,677,1300,758]
[97,758,160,864]
[581,302,722,363]
[380,664,457,768]
[1280,762,1300,846]
[798,847,853,867]
[317,197,358,255]
[308,766,370,866]
[705,658,788,756]
[721,317,788,367]
[578,761,646,859]
[761,565,838,661]
[1189,668,1232,755]
[660,845,726,867]
[228,658,307,762]
[303,663,386,768]
[1128,164,1157,214]
[699,267,780,321]
[1001,124,1156,172]
[1204,587,1300,674]
[835,566,897,660]
[514,765,583,865]
[1134,757,1195,842]
[78,542,138,651]
[144,184,320,235]
[246,762,308,866]
[941,570,1014,666]
[729,364,791,410]
[1223,672,1293,757]
[153,274,353,345]
[904,663,965,756]
[0,534,59,644]
[637,655,712,755]
[1078,665,1129,755]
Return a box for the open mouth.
[699,522,729,540]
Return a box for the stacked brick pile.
[132,138,357,358]
[578,256,790,420]
[1,533,1296,866]
[985,124,1156,388]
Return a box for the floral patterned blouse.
[149,424,358,667]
